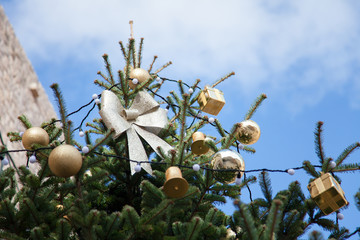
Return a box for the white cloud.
[3,0,360,113]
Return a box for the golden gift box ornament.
[307,173,348,215]
[197,86,225,116]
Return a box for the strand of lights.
[0,147,326,176]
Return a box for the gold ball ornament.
[236,120,261,145]
[48,144,83,178]
[128,68,151,89]
[211,149,245,184]
[22,127,49,150]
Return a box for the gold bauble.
[211,149,245,184]
[129,68,151,89]
[56,204,64,211]
[191,132,210,155]
[48,144,83,178]
[22,127,49,150]
[236,120,260,145]
[163,166,189,198]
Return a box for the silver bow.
[99,90,173,175]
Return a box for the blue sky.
[3,0,360,238]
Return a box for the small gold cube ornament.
[307,173,348,215]
[197,86,225,116]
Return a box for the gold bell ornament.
[163,166,189,198]
[191,132,210,155]
[22,127,49,150]
[307,173,348,215]
[129,68,151,89]
[236,120,261,145]
[48,144,83,178]
[211,149,245,184]
[197,86,225,116]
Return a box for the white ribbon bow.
[99,90,173,175]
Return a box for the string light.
[135,164,142,173]
[1,76,358,181]
[92,94,99,100]
[287,169,295,175]
[329,160,336,169]
[29,154,37,164]
[82,146,89,154]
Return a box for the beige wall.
[0,6,57,172]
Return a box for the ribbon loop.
[99,90,173,175]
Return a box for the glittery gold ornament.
[163,166,189,198]
[236,120,260,145]
[129,68,151,89]
[48,145,83,178]
[197,86,225,115]
[191,132,209,155]
[211,149,245,184]
[22,127,49,150]
[307,173,348,215]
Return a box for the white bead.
[95,99,101,105]
[156,77,161,82]
[19,132,24,137]
[188,88,194,94]
[82,146,89,154]
[135,164,142,172]
[209,117,215,123]
[235,177,242,185]
[2,157,9,166]
[79,131,85,137]
[92,94,99,100]
[132,78,139,85]
[287,169,295,175]
[193,164,200,171]
[329,161,336,169]
[29,155,37,163]
[337,212,344,220]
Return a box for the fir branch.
[87,129,114,155]
[314,121,326,164]
[336,142,360,166]
[222,123,241,149]
[259,171,273,204]
[97,70,109,82]
[119,41,127,60]
[236,201,258,240]
[148,55,158,73]
[50,84,71,144]
[102,54,115,85]
[154,61,172,74]
[244,93,267,120]
[117,70,129,107]
[137,38,144,68]
[177,94,190,165]
[302,161,320,178]
[211,72,235,88]
[214,119,226,137]
[186,217,203,240]
[263,199,283,240]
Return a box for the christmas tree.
[1,26,360,240]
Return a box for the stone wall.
[0,6,57,172]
